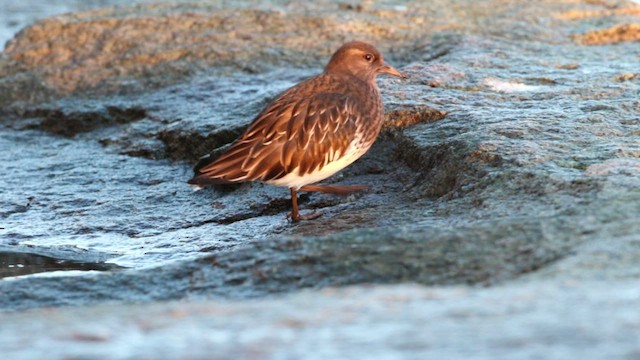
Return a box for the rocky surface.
[2,282,639,360]
[1,0,640,358]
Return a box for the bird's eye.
[363,54,374,62]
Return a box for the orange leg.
[300,184,368,195]
[288,188,322,222]
[290,188,300,222]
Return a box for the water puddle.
[0,251,122,279]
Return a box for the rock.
[1,282,639,359]
[575,23,640,45]
[0,216,584,309]
[1,0,640,358]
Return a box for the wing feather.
[192,88,363,185]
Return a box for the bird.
[188,41,406,222]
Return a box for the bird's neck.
[326,69,376,86]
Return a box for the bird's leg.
[290,188,300,222]
[286,184,366,222]
[288,187,322,222]
[300,184,368,195]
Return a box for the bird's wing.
[191,92,362,184]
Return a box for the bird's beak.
[378,64,407,78]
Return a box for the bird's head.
[325,41,406,81]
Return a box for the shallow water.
[0,250,121,278]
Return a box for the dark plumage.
[189,41,406,221]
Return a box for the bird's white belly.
[266,144,368,189]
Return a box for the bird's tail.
[188,144,252,187]
[187,174,238,186]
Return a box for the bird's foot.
[287,211,323,222]
[300,184,368,195]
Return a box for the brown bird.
[189,41,406,221]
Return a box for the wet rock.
[0,0,610,107]
[382,105,447,129]
[30,106,147,137]
[0,214,585,309]
[555,3,640,20]
[156,127,245,162]
[0,1,425,106]
[1,0,640,358]
[1,282,639,359]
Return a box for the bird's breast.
[353,84,383,146]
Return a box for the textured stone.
[1,282,639,359]
[1,0,640,358]
[576,23,640,45]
